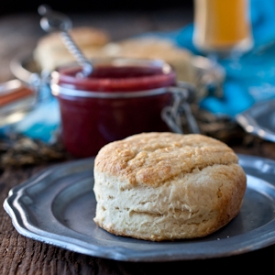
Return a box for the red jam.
[51,59,177,158]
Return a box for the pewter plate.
[4,154,275,262]
[236,99,275,143]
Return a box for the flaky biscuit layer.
[93,132,247,241]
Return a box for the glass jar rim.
[51,57,176,93]
[51,83,172,98]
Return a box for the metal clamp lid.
[162,82,200,134]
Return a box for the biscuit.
[34,30,197,86]
[33,26,110,71]
[93,132,247,241]
[100,37,197,83]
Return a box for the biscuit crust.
[93,132,247,241]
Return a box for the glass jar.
[51,57,192,158]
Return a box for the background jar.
[51,58,178,158]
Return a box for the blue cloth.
[13,97,60,143]
[0,85,60,144]
[170,0,275,117]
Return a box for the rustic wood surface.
[0,9,275,274]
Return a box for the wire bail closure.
[38,5,93,77]
[162,82,200,134]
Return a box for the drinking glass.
[193,0,253,60]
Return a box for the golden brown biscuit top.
[94,132,239,187]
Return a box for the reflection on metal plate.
[236,99,275,142]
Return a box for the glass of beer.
[193,0,253,59]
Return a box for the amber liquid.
[193,0,253,55]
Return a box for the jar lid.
[51,57,176,93]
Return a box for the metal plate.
[236,99,275,143]
[10,51,42,85]
[4,154,275,262]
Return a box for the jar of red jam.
[51,58,185,158]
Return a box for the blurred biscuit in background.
[33,26,110,71]
[100,37,197,83]
[34,29,196,85]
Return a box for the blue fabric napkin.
[171,0,275,118]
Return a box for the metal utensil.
[38,5,93,77]
[161,83,201,134]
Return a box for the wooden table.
[1,9,275,274]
